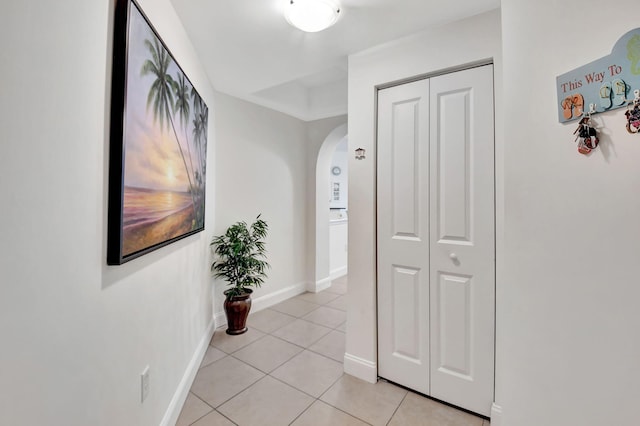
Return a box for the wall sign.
[556,27,640,123]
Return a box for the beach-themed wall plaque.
[108,0,208,265]
[556,27,640,123]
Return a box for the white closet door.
[377,65,495,417]
[429,65,495,416]
[377,78,431,394]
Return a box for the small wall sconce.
[355,147,366,160]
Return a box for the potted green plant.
[210,215,269,335]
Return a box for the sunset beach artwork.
[108,0,208,264]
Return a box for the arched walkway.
[312,123,348,292]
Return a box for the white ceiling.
[170,0,500,121]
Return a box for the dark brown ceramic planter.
[223,289,252,335]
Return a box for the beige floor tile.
[232,335,302,373]
[302,306,346,328]
[210,327,265,354]
[190,356,264,408]
[388,392,484,426]
[295,291,341,305]
[200,346,227,369]
[326,277,348,294]
[326,294,348,311]
[272,319,332,348]
[191,410,236,426]
[247,308,296,333]
[332,275,349,285]
[291,400,368,426]
[335,321,346,332]
[308,330,345,363]
[320,375,407,426]
[176,393,212,426]
[271,350,344,397]
[218,376,314,426]
[271,298,320,317]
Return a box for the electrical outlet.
[141,366,150,403]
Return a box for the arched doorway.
[312,123,348,292]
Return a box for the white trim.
[490,403,503,426]
[251,281,308,312]
[330,266,347,280]
[343,352,378,383]
[310,276,332,293]
[214,310,226,328]
[213,282,308,327]
[159,317,216,426]
[330,218,349,225]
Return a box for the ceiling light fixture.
[284,0,341,33]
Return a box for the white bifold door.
[377,65,495,416]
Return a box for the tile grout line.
[182,392,213,426]
[181,285,348,426]
[216,409,239,426]
[384,391,408,426]
[228,342,303,375]
[210,328,269,354]
[279,287,378,425]
[267,296,351,424]
[213,373,270,414]
[272,291,366,425]
[314,375,375,426]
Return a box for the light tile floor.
[176,276,490,426]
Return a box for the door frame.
[374,60,497,406]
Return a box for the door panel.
[436,272,472,378]
[377,79,430,395]
[391,266,422,360]
[429,65,495,416]
[435,89,472,243]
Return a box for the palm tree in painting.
[140,37,196,225]
[173,73,196,183]
[189,91,208,229]
[191,90,208,179]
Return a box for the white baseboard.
[214,281,307,327]
[159,317,216,426]
[490,403,503,426]
[310,276,332,293]
[214,310,226,329]
[343,352,377,384]
[330,266,347,280]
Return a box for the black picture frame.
[108,0,208,265]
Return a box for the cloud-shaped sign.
[557,28,640,123]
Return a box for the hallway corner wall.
[0,1,216,425]
[346,9,503,384]
[499,0,640,424]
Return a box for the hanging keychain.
[625,89,640,134]
[574,105,599,155]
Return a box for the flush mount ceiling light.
[284,0,341,33]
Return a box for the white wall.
[212,91,311,314]
[0,1,216,425]
[329,139,349,209]
[329,221,348,278]
[346,9,502,383]
[499,1,640,425]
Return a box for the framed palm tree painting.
[108,0,208,265]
